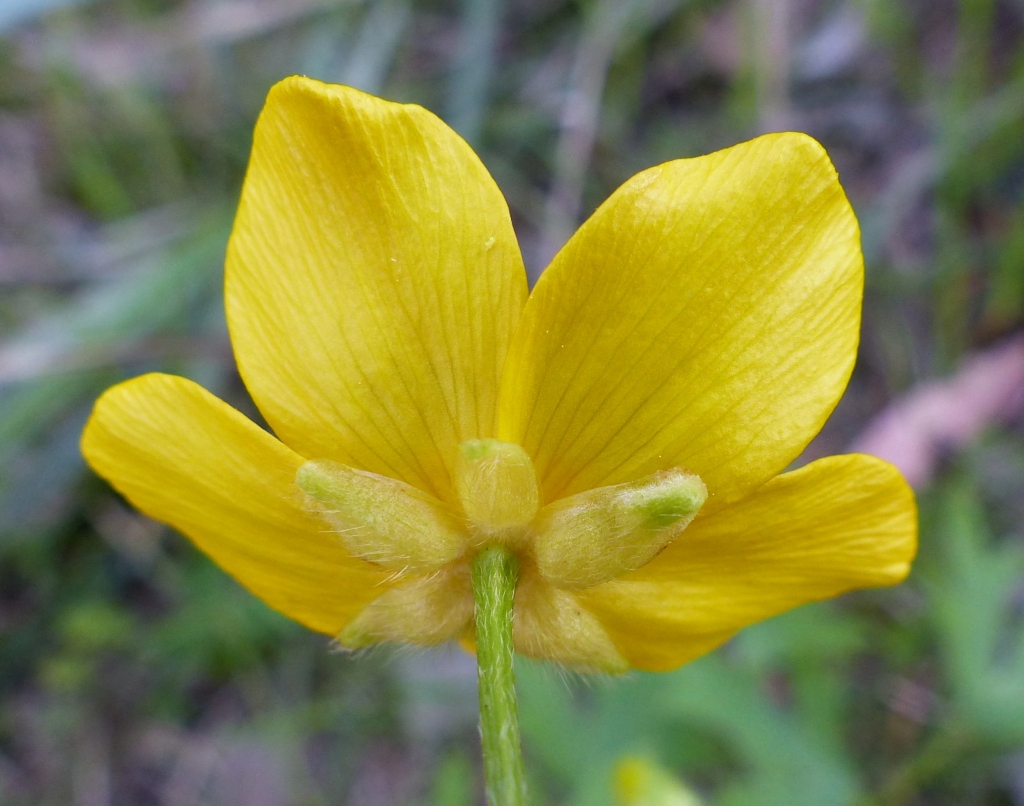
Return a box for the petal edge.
[499,133,863,508]
[227,77,529,503]
[578,454,917,671]
[82,373,389,635]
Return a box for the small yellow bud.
[296,459,467,572]
[615,757,704,806]
[533,469,707,589]
[454,440,540,534]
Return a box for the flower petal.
[226,77,528,504]
[498,133,862,506]
[81,373,389,635]
[577,454,917,671]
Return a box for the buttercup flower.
[82,76,917,675]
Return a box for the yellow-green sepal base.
[472,545,528,806]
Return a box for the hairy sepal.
[455,439,540,539]
[533,469,707,588]
[513,570,628,674]
[338,568,473,648]
[296,459,467,571]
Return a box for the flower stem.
[471,545,527,806]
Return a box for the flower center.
[294,442,707,673]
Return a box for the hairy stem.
[471,545,527,806]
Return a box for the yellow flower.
[81,76,917,674]
[615,756,703,806]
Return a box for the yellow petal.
[80,373,389,635]
[498,133,863,507]
[577,454,917,671]
[226,77,528,504]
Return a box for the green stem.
[471,545,527,806]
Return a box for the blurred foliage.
[0,0,1023,804]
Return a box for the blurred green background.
[1,0,1023,803]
